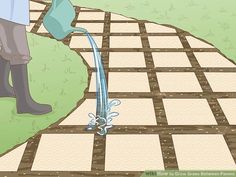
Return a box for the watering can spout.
[72,27,88,33]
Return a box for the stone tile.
[77,12,105,20]
[75,23,104,33]
[110,36,142,48]
[0,143,27,171]
[60,99,95,125]
[173,135,236,170]
[111,99,157,125]
[105,135,164,171]
[145,23,176,33]
[204,73,236,92]
[31,134,94,171]
[109,52,146,67]
[163,99,217,125]
[30,1,46,10]
[110,23,140,33]
[30,12,42,21]
[61,99,157,125]
[108,72,150,92]
[89,72,150,92]
[217,99,236,125]
[37,24,48,33]
[26,23,35,32]
[111,14,134,21]
[80,52,96,67]
[156,72,202,92]
[186,36,214,48]
[194,52,236,67]
[70,36,103,48]
[148,36,183,48]
[152,52,191,67]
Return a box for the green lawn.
[71,0,236,62]
[0,33,88,155]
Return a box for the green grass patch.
[71,0,236,62]
[0,33,88,155]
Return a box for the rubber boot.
[0,56,15,97]
[11,64,52,115]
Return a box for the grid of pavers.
[1,0,236,176]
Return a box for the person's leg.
[0,19,14,97]
[11,64,52,115]
[0,19,52,115]
[0,55,14,97]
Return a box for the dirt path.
[1,0,236,176]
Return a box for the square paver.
[218,99,236,125]
[30,12,42,21]
[163,99,217,125]
[89,72,150,92]
[148,36,183,48]
[194,52,236,67]
[70,36,103,48]
[204,72,236,92]
[31,134,94,171]
[26,23,35,32]
[110,72,150,92]
[30,1,46,10]
[77,12,105,20]
[110,23,140,33]
[37,24,48,33]
[108,72,150,92]
[110,36,142,48]
[0,143,27,171]
[145,23,176,33]
[186,36,214,48]
[60,99,96,125]
[80,52,97,67]
[61,98,157,125]
[156,72,202,92]
[75,23,104,33]
[173,135,236,170]
[105,135,164,171]
[152,52,191,67]
[111,99,157,125]
[109,52,146,67]
[111,14,134,21]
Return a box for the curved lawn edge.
[0,33,88,155]
[71,0,236,62]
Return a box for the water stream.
[84,32,121,136]
[43,0,121,136]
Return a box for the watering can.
[43,0,86,40]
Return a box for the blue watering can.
[43,0,86,40]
